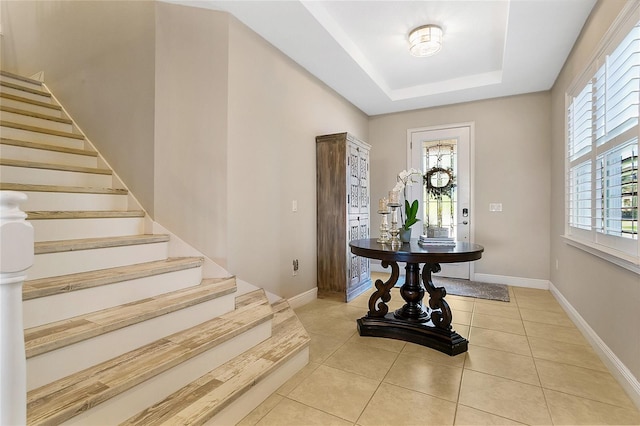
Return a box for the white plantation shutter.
[566,15,639,265]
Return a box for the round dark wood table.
[349,238,484,356]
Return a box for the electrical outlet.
[293,259,299,276]
[489,203,503,212]
[292,200,298,212]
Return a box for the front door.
[408,124,473,279]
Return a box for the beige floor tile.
[237,393,284,426]
[358,382,457,426]
[324,341,399,380]
[401,341,467,368]
[543,388,640,425]
[276,361,321,396]
[535,358,637,410]
[384,353,463,402]
[465,344,539,385]
[458,370,552,425]
[287,365,379,422]
[518,307,574,327]
[451,309,472,326]
[452,323,470,339]
[471,312,525,335]
[528,336,608,372]
[514,295,565,313]
[448,298,475,313]
[255,398,354,426]
[346,293,372,310]
[468,327,532,356]
[454,404,526,425]
[473,302,521,320]
[302,315,358,341]
[307,332,346,364]
[347,332,406,353]
[523,321,587,346]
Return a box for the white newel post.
[0,191,33,425]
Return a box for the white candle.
[389,190,400,205]
[378,198,386,212]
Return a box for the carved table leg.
[367,260,400,318]
[422,263,452,330]
[394,263,429,321]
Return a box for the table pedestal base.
[357,314,468,356]
[360,260,468,356]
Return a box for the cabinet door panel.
[348,146,360,215]
[359,149,370,214]
[348,218,361,288]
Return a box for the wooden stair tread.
[1,138,98,156]
[0,70,44,86]
[1,120,85,140]
[34,234,170,255]
[25,277,237,358]
[23,257,205,300]
[0,80,51,98]
[0,158,111,175]
[0,182,128,194]
[0,105,72,124]
[26,290,273,426]
[122,303,309,425]
[26,210,144,220]
[0,92,62,111]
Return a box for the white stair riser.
[0,75,43,91]
[31,217,145,242]
[1,165,112,187]
[18,191,129,212]
[208,348,310,426]
[0,144,98,168]
[24,266,204,328]
[27,293,236,390]
[0,110,73,133]
[0,97,62,117]
[0,126,84,150]
[61,321,272,426]
[28,242,169,280]
[1,86,51,104]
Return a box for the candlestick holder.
[377,210,390,244]
[388,203,401,249]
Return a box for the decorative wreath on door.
[424,167,456,199]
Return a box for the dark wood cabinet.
[316,132,371,301]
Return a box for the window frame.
[564,2,640,274]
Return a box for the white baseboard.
[287,287,317,310]
[473,273,550,290]
[549,282,640,410]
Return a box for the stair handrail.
[0,190,33,425]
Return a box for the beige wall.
[369,92,551,279]
[550,0,640,382]
[226,16,369,298]
[154,3,229,266]
[0,0,157,214]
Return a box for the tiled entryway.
[239,277,640,425]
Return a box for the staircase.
[0,70,310,425]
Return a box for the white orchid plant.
[393,168,422,230]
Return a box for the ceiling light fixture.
[408,24,443,57]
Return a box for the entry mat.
[394,276,510,302]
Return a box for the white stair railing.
[0,191,33,425]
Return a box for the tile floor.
[239,275,640,425]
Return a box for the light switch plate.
[489,203,503,212]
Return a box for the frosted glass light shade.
[409,25,443,57]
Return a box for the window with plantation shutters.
[566,9,639,271]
